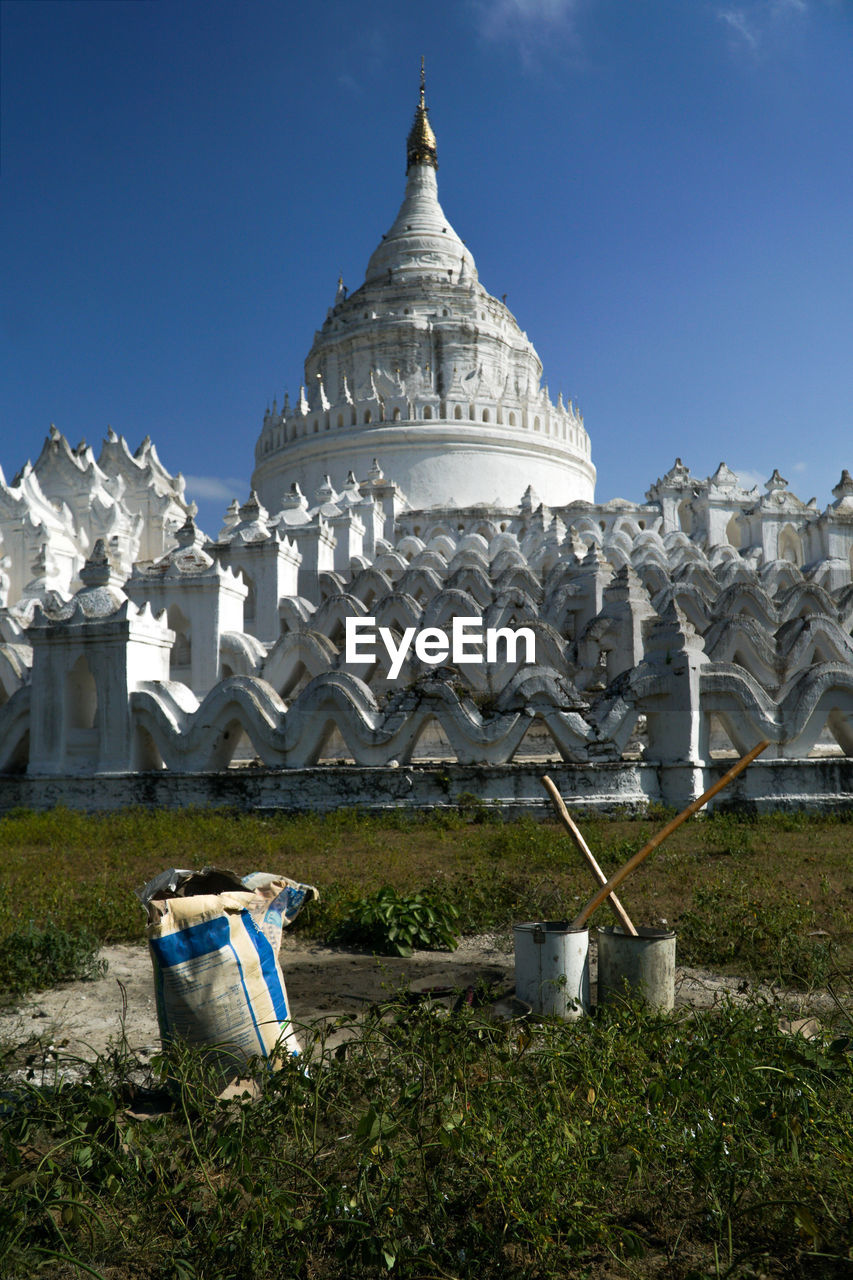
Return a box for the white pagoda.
[251,69,596,513]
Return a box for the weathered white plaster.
[26,542,173,776]
[125,517,247,695]
[0,759,851,818]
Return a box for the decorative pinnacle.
[406,56,437,172]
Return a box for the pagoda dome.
[252,73,596,514]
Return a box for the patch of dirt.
[0,933,829,1075]
[0,934,518,1070]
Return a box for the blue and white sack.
[137,866,317,1079]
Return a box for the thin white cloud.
[469,0,583,65]
[734,468,766,491]
[735,464,812,494]
[185,474,248,503]
[718,7,760,48]
[716,0,810,52]
[474,0,581,36]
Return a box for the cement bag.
[137,866,317,1079]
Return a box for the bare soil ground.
[0,933,824,1077]
[2,935,515,1068]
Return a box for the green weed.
[0,920,106,1000]
[1,995,852,1278]
[331,886,459,956]
[678,884,836,988]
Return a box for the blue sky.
[2,0,851,537]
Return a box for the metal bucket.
[596,925,676,1010]
[513,921,590,1020]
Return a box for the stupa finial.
[406,56,437,172]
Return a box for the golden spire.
[406,56,438,172]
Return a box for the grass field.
[1,806,852,1278]
[1,805,851,988]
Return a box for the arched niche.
[65,654,97,730]
[777,524,802,566]
[678,499,695,536]
[167,604,193,676]
[725,514,743,549]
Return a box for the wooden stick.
[542,775,638,936]
[571,740,770,930]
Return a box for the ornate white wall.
[1,436,852,810]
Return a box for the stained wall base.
[0,758,851,816]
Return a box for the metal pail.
[513,921,590,1020]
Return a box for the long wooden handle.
[542,776,638,936]
[571,740,770,930]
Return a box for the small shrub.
[332,886,459,956]
[0,919,106,998]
